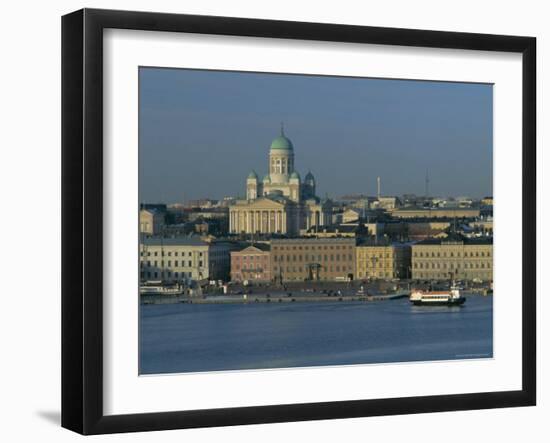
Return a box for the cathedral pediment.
[244,197,287,209]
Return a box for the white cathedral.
[229,127,332,236]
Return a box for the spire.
[280,121,285,136]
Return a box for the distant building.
[140,203,167,213]
[342,208,361,223]
[481,196,494,206]
[187,198,218,208]
[389,208,480,219]
[468,219,493,235]
[411,236,493,281]
[230,244,272,283]
[406,221,451,240]
[356,242,411,280]
[374,196,401,210]
[140,236,238,283]
[139,209,165,235]
[271,238,356,282]
[187,208,229,222]
[306,222,381,239]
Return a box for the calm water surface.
[139,296,492,374]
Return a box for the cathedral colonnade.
[230,209,287,234]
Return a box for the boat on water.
[409,279,465,306]
[140,280,184,296]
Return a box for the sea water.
[139,296,492,374]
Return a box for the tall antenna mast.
[377,176,381,199]
[425,169,430,199]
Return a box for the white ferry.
[409,282,465,306]
[139,281,184,296]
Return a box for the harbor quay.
[140,278,492,305]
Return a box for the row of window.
[273,265,352,273]
[272,254,353,262]
[271,158,291,174]
[140,260,204,268]
[357,271,395,278]
[358,253,392,259]
[413,250,491,258]
[140,250,204,257]
[233,266,267,272]
[141,271,194,279]
[414,261,491,269]
[272,245,353,251]
[357,263,398,269]
[233,255,268,261]
[414,272,491,279]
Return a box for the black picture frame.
[62,8,536,435]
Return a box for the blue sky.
[139,67,493,203]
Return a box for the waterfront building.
[356,242,412,280]
[411,236,493,281]
[140,236,238,283]
[271,238,356,282]
[229,127,332,236]
[139,209,165,235]
[230,244,271,283]
[481,196,494,206]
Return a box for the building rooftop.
[142,236,209,247]
[272,237,356,244]
[270,134,293,150]
[415,235,493,246]
[234,243,271,253]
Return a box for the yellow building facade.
[356,244,411,280]
[411,238,493,281]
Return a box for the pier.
[140,290,409,305]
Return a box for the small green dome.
[290,171,301,180]
[262,174,271,183]
[247,170,258,180]
[270,135,293,150]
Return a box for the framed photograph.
[62,8,536,435]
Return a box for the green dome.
[270,135,294,150]
[247,170,258,180]
[290,171,300,180]
[262,174,271,183]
